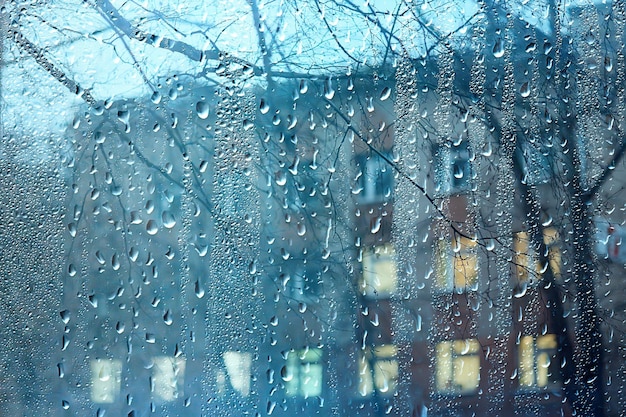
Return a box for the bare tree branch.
[7,26,97,105]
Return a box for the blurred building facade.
[53,65,626,417]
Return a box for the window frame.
[284,347,324,399]
[434,236,478,293]
[357,344,399,398]
[360,243,398,298]
[517,334,559,390]
[435,339,481,395]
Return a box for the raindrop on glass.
[520,82,531,98]
[196,101,209,119]
[380,86,391,101]
[163,310,173,325]
[195,280,205,298]
[493,38,504,58]
[280,365,293,381]
[146,220,158,235]
[162,211,176,229]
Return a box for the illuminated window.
[361,244,397,297]
[90,359,122,403]
[220,351,252,397]
[435,339,480,394]
[357,344,398,397]
[518,334,559,389]
[435,236,478,292]
[151,356,185,402]
[513,229,560,285]
[285,348,323,398]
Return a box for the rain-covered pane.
[2,1,625,417]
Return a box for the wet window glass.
[2,1,625,417]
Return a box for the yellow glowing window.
[285,348,323,398]
[90,359,122,403]
[357,344,398,397]
[514,229,560,284]
[435,339,480,394]
[518,334,559,389]
[435,236,478,291]
[361,244,397,297]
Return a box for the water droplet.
[453,163,464,179]
[58,363,65,378]
[163,310,173,325]
[88,295,98,308]
[174,344,183,358]
[162,211,176,229]
[380,86,391,101]
[243,119,254,131]
[297,223,306,236]
[324,78,335,99]
[60,310,70,324]
[195,280,205,298]
[117,110,130,126]
[280,365,293,381]
[116,321,125,334]
[196,101,209,119]
[370,217,382,234]
[146,333,156,344]
[520,82,531,98]
[605,56,613,72]
[481,142,493,157]
[111,254,120,270]
[129,247,139,262]
[62,400,70,410]
[275,171,287,186]
[61,335,70,350]
[288,156,299,175]
[145,200,155,214]
[493,38,504,58]
[146,220,158,235]
[259,98,270,114]
[299,79,308,94]
[150,91,162,104]
[249,260,258,275]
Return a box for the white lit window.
[435,339,480,394]
[361,244,397,297]
[90,359,122,403]
[357,344,398,397]
[285,348,323,398]
[221,351,252,397]
[518,334,559,389]
[151,356,185,402]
